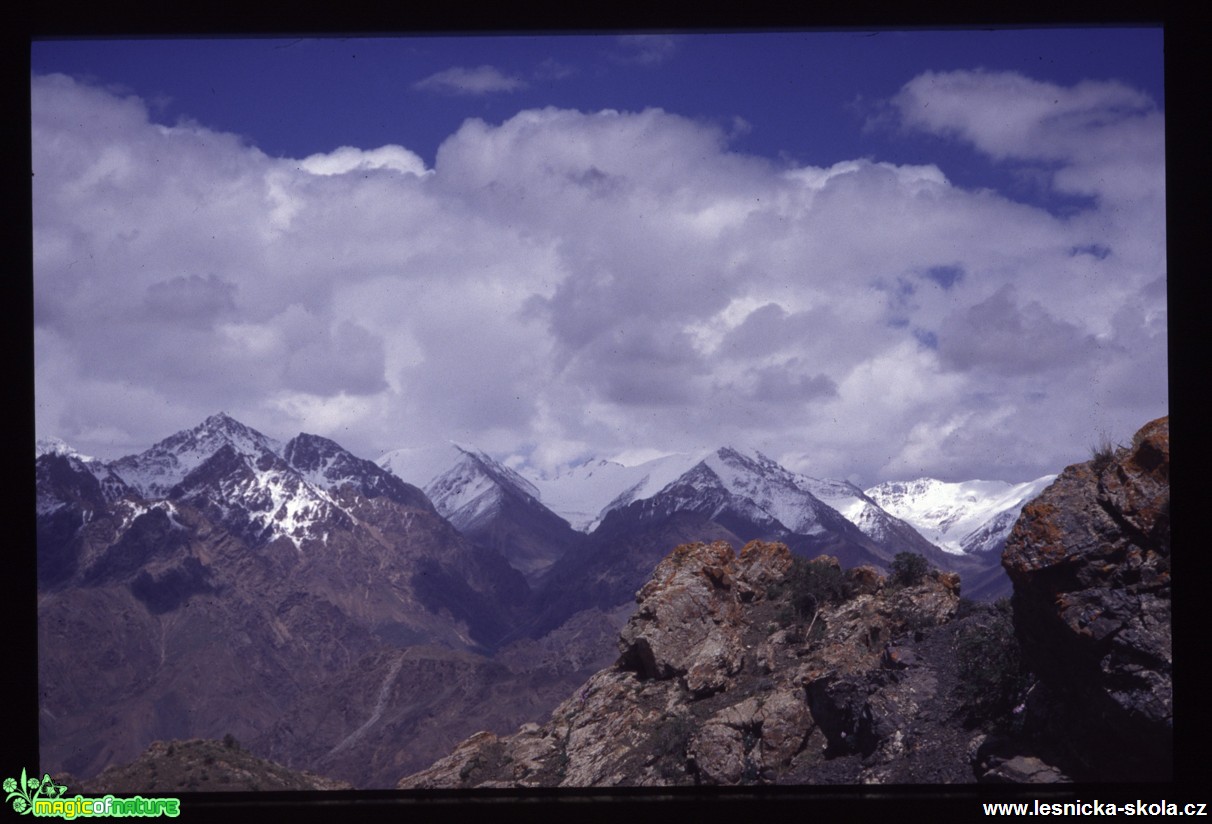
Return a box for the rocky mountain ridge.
[400,416,1171,787]
[38,412,1165,790]
[374,441,1033,631]
[401,540,990,787]
[36,415,534,786]
[866,475,1057,556]
[42,418,1041,598]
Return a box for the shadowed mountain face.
[424,448,586,586]
[525,448,1003,637]
[37,415,531,784]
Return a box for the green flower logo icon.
[3,769,68,815]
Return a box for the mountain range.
[36,413,1053,787]
[395,416,1169,789]
[378,439,1053,604]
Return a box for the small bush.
[781,556,854,624]
[954,597,980,620]
[1090,433,1119,473]
[890,552,928,587]
[954,599,1029,728]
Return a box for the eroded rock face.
[1002,416,1171,781]
[616,540,789,695]
[399,540,979,788]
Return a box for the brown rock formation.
[1002,416,1170,780]
[399,540,977,788]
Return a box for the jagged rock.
[981,754,1072,784]
[799,570,960,679]
[846,565,884,595]
[736,538,797,592]
[399,539,980,788]
[685,690,816,784]
[1002,416,1170,781]
[756,690,816,768]
[688,700,759,784]
[616,541,786,696]
[937,571,962,596]
[881,643,919,670]
[966,733,1071,784]
[804,675,882,757]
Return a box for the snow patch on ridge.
[37,437,94,462]
[111,412,283,499]
[531,451,708,531]
[865,476,1056,554]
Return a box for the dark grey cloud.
[922,265,964,289]
[937,286,1098,376]
[747,363,838,404]
[715,303,844,362]
[284,320,388,396]
[142,273,237,328]
[1070,244,1111,260]
[567,322,708,408]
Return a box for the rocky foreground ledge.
[400,416,1172,788]
[399,539,997,787]
[1003,415,1171,781]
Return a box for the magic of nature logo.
[3,770,179,819]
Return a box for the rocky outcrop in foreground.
[68,738,352,793]
[391,415,1172,788]
[399,540,1002,787]
[1003,416,1171,781]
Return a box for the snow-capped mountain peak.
[695,447,834,535]
[36,437,133,511]
[526,446,847,535]
[418,446,540,528]
[110,412,282,499]
[528,457,642,532]
[284,432,377,492]
[454,445,542,502]
[864,475,1057,554]
[36,437,94,462]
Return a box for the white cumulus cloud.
[32,69,1166,485]
[413,65,526,95]
[299,145,430,177]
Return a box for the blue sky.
[32,30,1163,202]
[31,28,1167,486]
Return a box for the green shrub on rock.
[780,556,854,624]
[954,599,1029,728]
[890,552,928,587]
